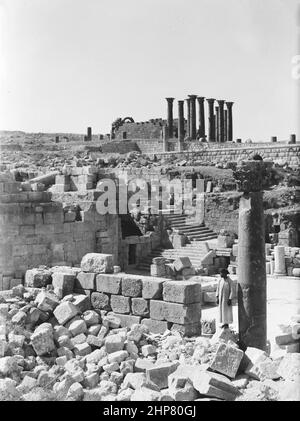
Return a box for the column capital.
[188,94,197,100]
[197,96,205,102]
[166,97,175,103]
[178,100,184,105]
[217,99,225,106]
[226,101,234,108]
[206,98,215,104]
[233,161,273,192]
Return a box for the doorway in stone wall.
[128,244,137,265]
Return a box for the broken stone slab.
[107,350,129,364]
[146,361,180,389]
[209,342,244,379]
[25,268,52,288]
[71,294,90,313]
[244,347,280,381]
[277,353,300,381]
[53,302,80,325]
[134,358,155,373]
[30,327,56,356]
[191,370,240,401]
[141,319,169,335]
[105,334,125,354]
[163,280,202,304]
[123,372,146,390]
[81,253,114,274]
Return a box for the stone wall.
[204,192,241,235]
[114,120,165,140]
[157,143,300,167]
[76,272,202,335]
[0,173,121,289]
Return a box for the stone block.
[150,264,166,277]
[209,343,244,379]
[170,323,201,337]
[277,353,300,381]
[54,302,80,325]
[73,342,91,357]
[141,318,169,334]
[95,273,122,294]
[75,272,96,290]
[201,318,216,335]
[34,291,60,312]
[81,253,114,274]
[72,294,91,313]
[275,332,298,346]
[105,334,125,354]
[68,319,87,337]
[31,328,55,356]
[25,268,52,288]
[173,256,192,272]
[52,272,75,298]
[91,292,110,311]
[121,276,142,297]
[110,295,130,314]
[107,312,140,329]
[83,310,100,326]
[150,300,201,325]
[244,347,280,380]
[146,361,179,389]
[131,298,149,317]
[203,291,217,303]
[191,370,239,401]
[163,280,202,304]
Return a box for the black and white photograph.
[0,0,299,406]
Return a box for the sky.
[0,0,299,141]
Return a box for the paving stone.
[96,274,122,294]
[131,298,149,317]
[75,272,96,290]
[209,343,244,379]
[54,302,79,325]
[121,276,142,297]
[110,295,130,314]
[91,292,110,311]
[81,253,114,274]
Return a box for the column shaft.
[226,102,234,141]
[186,98,191,138]
[188,95,197,140]
[197,97,205,139]
[218,100,225,143]
[206,98,215,142]
[166,98,174,139]
[178,100,185,142]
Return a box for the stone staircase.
[137,214,218,272]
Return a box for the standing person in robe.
[216,268,234,329]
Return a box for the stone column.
[166,98,174,139]
[289,134,296,144]
[206,98,215,142]
[162,126,168,152]
[178,100,185,141]
[234,161,268,350]
[87,127,92,140]
[186,98,191,138]
[274,246,286,275]
[188,95,197,140]
[224,109,228,142]
[197,96,206,139]
[217,100,225,143]
[215,106,219,143]
[226,101,234,141]
[271,136,277,143]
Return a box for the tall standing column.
[197,97,206,139]
[217,100,225,143]
[166,97,174,139]
[224,109,228,142]
[234,161,268,351]
[226,101,234,142]
[206,98,215,142]
[215,106,219,142]
[178,100,185,142]
[188,95,197,140]
[186,98,191,138]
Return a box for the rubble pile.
[0,277,299,401]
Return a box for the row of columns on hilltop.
[166,96,234,142]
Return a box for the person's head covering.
[220,268,229,278]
